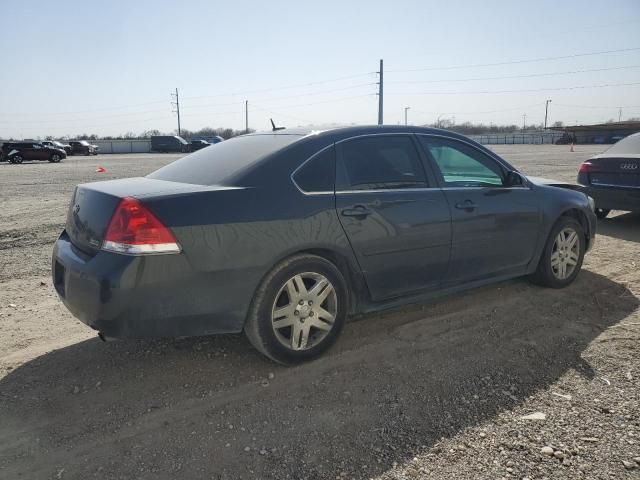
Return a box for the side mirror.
[505,171,526,187]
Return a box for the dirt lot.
[1,146,638,480]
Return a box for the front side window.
[336,135,426,190]
[419,137,505,187]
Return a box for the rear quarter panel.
[527,183,594,272]
[142,179,357,331]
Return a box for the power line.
[180,72,375,101]
[553,103,640,109]
[388,81,640,96]
[386,64,640,84]
[0,108,170,125]
[2,100,168,117]
[387,47,640,73]
[1,73,375,118]
[410,102,546,116]
[180,82,376,110]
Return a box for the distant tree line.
[4,127,253,142]
[425,120,564,134]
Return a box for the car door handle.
[455,200,478,211]
[341,205,372,218]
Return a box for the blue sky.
[1,0,639,138]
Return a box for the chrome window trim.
[290,132,528,196]
[334,132,432,192]
[290,143,336,196]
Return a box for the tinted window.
[293,146,335,193]
[418,136,504,187]
[337,136,426,190]
[148,133,304,185]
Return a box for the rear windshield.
[148,133,303,185]
[604,133,640,155]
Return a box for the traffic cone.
[570,143,574,152]
[95,166,106,173]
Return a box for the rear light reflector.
[102,197,180,255]
[578,161,598,173]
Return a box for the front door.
[417,135,541,284]
[335,134,452,301]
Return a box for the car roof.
[244,124,475,143]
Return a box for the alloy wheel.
[271,272,338,351]
[550,227,580,280]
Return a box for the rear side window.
[148,134,304,185]
[293,146,335,193]
[418,136,504,187]
[336,135,426,190]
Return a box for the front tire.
[10,155,23,164]
[595,208,610,219]
[49,154,61,163]
[531,217,585,288]
[244,254,348,365]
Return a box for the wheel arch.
[559,207,592,249]
[296,247,366,315]
[246,246,366,327]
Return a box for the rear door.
[335,134,451,301]
[31,143,46,160]
[417,135,540,284]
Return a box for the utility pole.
[404,106,410,125]
[245,100,249,133]
[544,99,552,129]
[377,59,384,125]
[522,113,527,130]
[171,88,181,136]
[618,107,622,122]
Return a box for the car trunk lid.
[65,177,232,255]
[586,156,640,188]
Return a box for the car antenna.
[270,118,286,131]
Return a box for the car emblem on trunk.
[73,204,81,214]
[620,163,638,170]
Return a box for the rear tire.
[49,154,61,163]
[595,208,610,219]
[10,155,23,164]
[531,217,585,288]
[244,254,348,365]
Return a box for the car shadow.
[0,270,637,479]
[598,211,640,243]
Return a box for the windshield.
[604,133,640,155]
[148,133,303,185]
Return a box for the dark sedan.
[52,126,596,364]
[190,139,211,151]
[69,140,99,155]
[577,132,640,218]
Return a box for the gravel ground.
[0,145,638,480]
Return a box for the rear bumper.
[52,230,249,338]
[582,185,640,212]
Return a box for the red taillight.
[102,197,180,255]
[578,161,598,173]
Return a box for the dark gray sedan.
[577,132,640,218]
[52,126,596,364]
